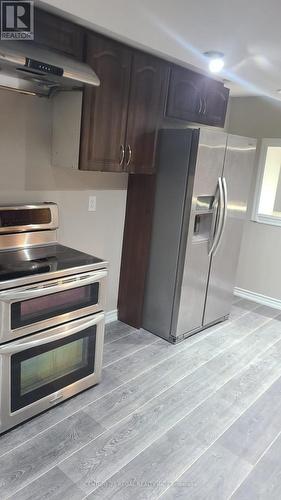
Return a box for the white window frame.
[252,138,281,227]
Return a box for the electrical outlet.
[88,196,96,212]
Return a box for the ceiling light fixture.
[204,51,225,74]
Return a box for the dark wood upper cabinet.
[203,81,229,127]
[166,66,205,122]
[80,35,169,174]
[166,65,229,127]
[33,9,84,60]
[29,9,229,174]
[80,34,132,172]
[125,53,170,174]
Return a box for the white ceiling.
[40,0,281,98]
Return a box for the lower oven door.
[0,269,107,343]
[0,312,104,434]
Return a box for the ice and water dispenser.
[193,196,216,244]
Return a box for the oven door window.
[11,283,99,330]
[11,326,96,412]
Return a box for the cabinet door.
[125,53,169,174]
[33,9,84,60]
[204,81,229,127]
[166,66,205,123]
[80,34,132,172]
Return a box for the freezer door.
[203,135,257,326]
[142,129,195,341]
[174,129,227,338]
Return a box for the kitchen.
[0,1,281,499]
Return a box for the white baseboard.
[234,287,281,311]
[105,309,118,324]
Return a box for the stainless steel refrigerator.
[142,128,257,343]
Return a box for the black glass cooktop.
[0,244,105,282]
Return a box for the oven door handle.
[0,270,107,303]
[0,313,104,354]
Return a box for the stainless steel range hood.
[0,41,100,97]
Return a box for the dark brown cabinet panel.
[166,66,205,122]
[118,174,156,327]
[125,54,170,174]
[166,65,229,127]
[203,81,229,127]
[80,37,169,174]
[80,34,132,172]
[33,9,84,60]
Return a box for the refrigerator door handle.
[222,176,228,233]
[208,177,224,256]
[213,176,228,256]
[208,188,219,255]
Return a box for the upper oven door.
[0,269,107,343]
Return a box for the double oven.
[0,203,107,433]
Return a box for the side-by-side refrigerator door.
[203,135,257,326]
[174,129,227,339]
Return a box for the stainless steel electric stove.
[0,203,107,434]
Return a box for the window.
[253,138,281,226]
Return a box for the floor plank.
[0,412,104,498]
[160,374,281,500]
[231,432,281,500]
[4,303,281,500]
[0,369,119,460]
[57,319,281,495]
[230,299,259,320]
[104,321,138,345]
[85,320,281,499]
[161,444,252,500]
[0,310,261,461]
[219,374,281,466]
[12,466,85,500]
[102,328,159,367]
[84,308,279,429]
[0,323,221,459]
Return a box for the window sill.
[253,215,281,227]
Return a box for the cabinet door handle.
[203,98,207,115]
[198,97,202,114]
[125,145,132,167]
[119,144,125,166]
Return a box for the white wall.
[227,96,281,301]
[0,90,128,312]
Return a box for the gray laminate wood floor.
[1,298,281,499]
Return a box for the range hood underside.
[0,70,60,96]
